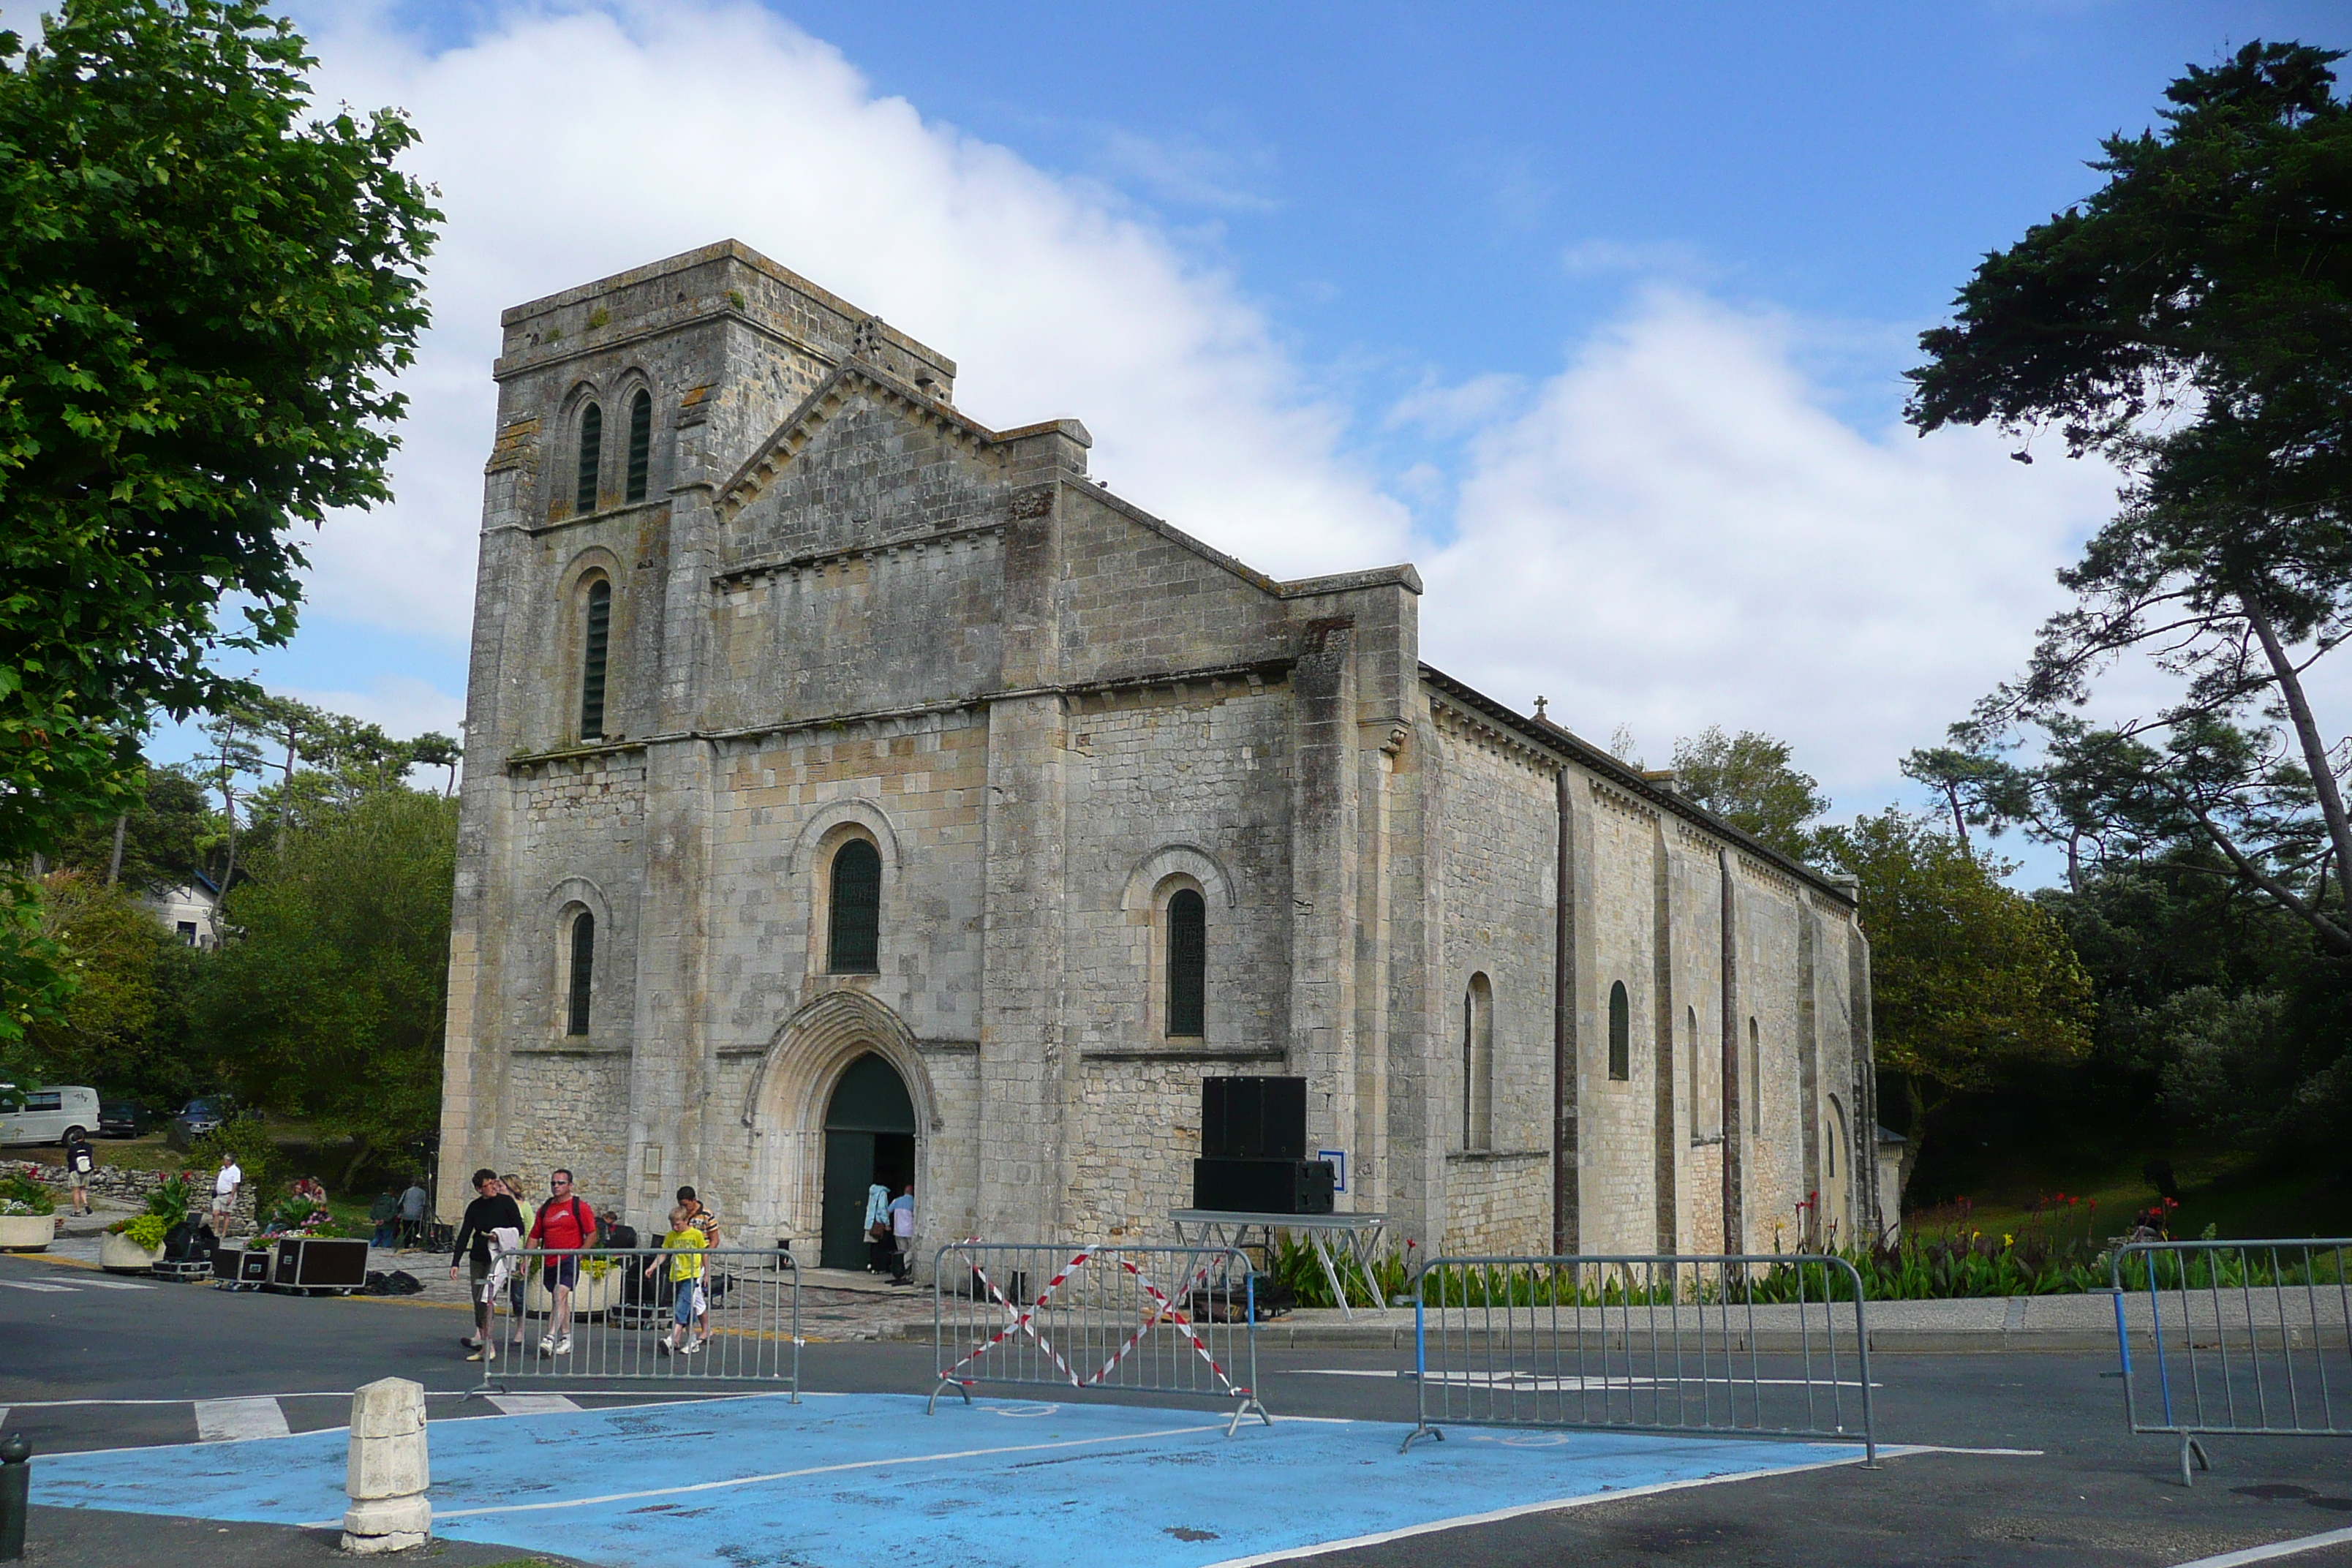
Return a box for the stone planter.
[521,1258,621,1319]
[99,1230,165,1273]
[0,1213,54,1252]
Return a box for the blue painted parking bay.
[34,1394,1876,1566]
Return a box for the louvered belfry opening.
[624,389,652,503]
[1166,887,1206,1036]
[567,909,595,1036]
[829,839,882,973]
[573,401,603,513]
[579,578,611,739]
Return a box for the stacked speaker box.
[1192,1076,1335,1215]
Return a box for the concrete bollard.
[340,1377,430,1554]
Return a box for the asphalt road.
[4,1251,2351,1567]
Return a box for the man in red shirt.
[527,1169,597,1355]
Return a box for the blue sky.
[146,1,2348,886]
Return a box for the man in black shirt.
[449,1168,525,1362]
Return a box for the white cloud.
[277,4,2136,830]
[1091,127,1281,213]
[1560,237,1716,281]
[292,1,1408,643]
[1419,287,2123,804]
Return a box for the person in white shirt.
[864,1180,892,1273]
[888,1186,916,1284]
[211,1157,241,1237]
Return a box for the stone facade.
[437,241,1882,1264]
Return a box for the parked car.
[0,1085,102,1147]
[167,1096,247,1151]
[98,1099,152,1139]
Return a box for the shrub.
[106,1213,168,1250]
[0,1166,56,1216]
[145,1173,192,1229]
[190,1115,276,1195]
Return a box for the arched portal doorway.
[821,1053,916,1269]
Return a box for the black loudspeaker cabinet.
[1192,1156,1336,1215]
[1200,1077,1308,1161]
[267,1237,370,1292]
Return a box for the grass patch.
[1906,1146,2344,1243]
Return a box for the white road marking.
[194,1397,291,1442]
[1302,1368,1877,1390]
[486,1395,582,1415]
[1199,1450,1890,1568]
[420,1421,1233,1522]
[72,1278,154,1290]
[0,1281,78,1293]
[2167,1527,2352,1567]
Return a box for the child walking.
[645,1204,709,1356]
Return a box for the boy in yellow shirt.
[644,1205,708,1355]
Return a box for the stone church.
[436,240,1884,1267]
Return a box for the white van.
[0,1085,101,1147]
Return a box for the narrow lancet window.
[829,839,882,973]
[1166,889,1206,1036]
[567,909,595,1036]
[574,402,603,513]
[579,579,611,740]
[1749,1017,1763,1134]
[1608,981,1631,1081]
[625,389,652,504]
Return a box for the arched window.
[574,402,603,513]
[1463,973,1494,1150]
[624,389,652,504]
[1166,888,1205,1036]
[1607,981,1631,1081]
[1748,1017,1762,1134]
[1825,1094,1851,1244]
[828,838,881,973]
[579,578,611,740]
[565,908,595,1036]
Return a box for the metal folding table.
[1168,1210,1390,1320]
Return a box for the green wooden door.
[821,1130,875,1270]
[820,1054,916,1270]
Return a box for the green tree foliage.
[1814,811,2095,1187]
[0,0,438,1047]
[48,766,216,892]
[1907,42,2352,955]
[20,870,202,1106]
[2038,855,2352,1153]
[196,786,456,1188]
[1899,726,2034,861]
[1669,726,1829,861]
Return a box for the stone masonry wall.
[1428,706,1558,1256]
[1062,682,1292,1057]
[502,1052,630,1212]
